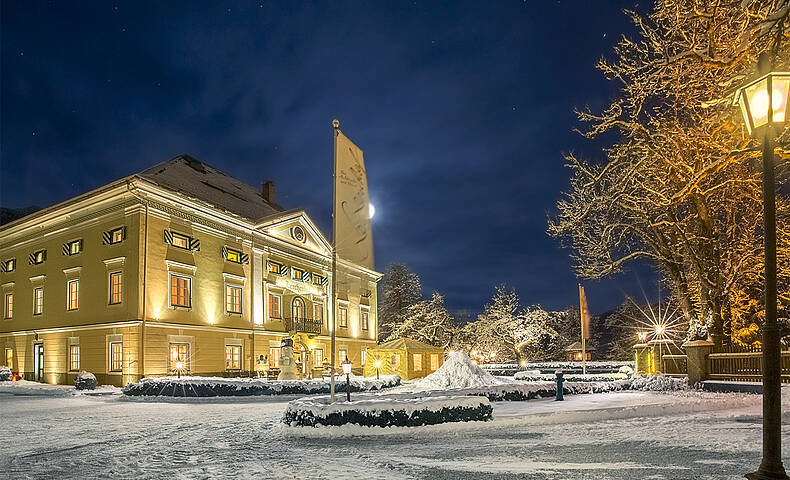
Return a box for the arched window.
[292,297,305,319]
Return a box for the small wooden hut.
[564,341,593,361]
[364,338,445,380]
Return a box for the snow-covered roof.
[564,341,595,352]
[136,154,282,221]
[374,337,445,352]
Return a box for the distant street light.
[342,357,352,402]
[734,52,790,480]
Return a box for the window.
[110,342,123,372]
[225,345,241,370]
[313,303,324,328]
[110,227,124,244]
[69,345,80,371]
[269,347,280,368]
[391,354,401,371]
[338,305,348,328]
[268,292,281,319]
[33,287,43,315]
[291,267,306,282]
[170,275,191,308]
[226,248,242,264]
[430,354,439,371]
[3,258,15,272]
[292,297,304,318]
[267,261,285,275]
[109,272,123,305]
[67,279,79,310]
[169,343,189,371]
[360,309,369,331]
[226,285,242,314]
[32,250,46,264]
[4,293,12,319]
[413,354,423,371]
[339,348,348,362]
[171,232,190,249]
[313,348,324,368]
[312,274,323,286]
[361,349,366,366]
[5,348,12,368]
[67,239,81,255]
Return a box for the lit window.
[413,354,423,371]
[33,287,43,315]
[430,354,439,370]
[67,279,79,310]
[338,305,348,328]
[269,347,280,368]
[267,261,285,275]
[110,342,123,372]
[171,232,189,249]
[32,250,46,264]
[360,309,369,331]
[69,345,80,371]
[313,348,324,368]
[5,348,12,368]
[169,343,189,371]
[226,248,242,264]
[268,293,281,319]
[110,227,124,244]
[3,258,15,272]
[339,348,348,363]
[67,240,81,255]
[4,293,12,319]
[226,285,242,314]
[391,354,401,371]
[225,345,241,370]
[109,272,123,305]
[291,297,304,319]
[312,274,323,286]
[313,303,324,328]
[292,267,307,282]
[170,275,191,308]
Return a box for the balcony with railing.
[284,317,323,335]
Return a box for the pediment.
[256,211,330,255]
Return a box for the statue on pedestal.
[277,337,299,380]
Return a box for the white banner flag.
[334,130,374,269]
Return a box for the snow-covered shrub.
[283,395,492,428]
[618,365,634,376]
[513,372,629,382]
[629,374,689,391]
[122,375,401,397]
[0,365,11,381]
[74,371,98,390]
[517,361,635,374]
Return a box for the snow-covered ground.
[0,386,784,479]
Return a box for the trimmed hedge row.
[513,372,630,383]
[122,376,401,397]
[283,402,492,427]
[412,380,632,402]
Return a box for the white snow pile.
[0,380,74,396]
[409,352,509,391]
[75,371,98,390]
[0,365,11,381]
[630,374,689,391]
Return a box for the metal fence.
[661,354,688,377]
[708,351,790,383]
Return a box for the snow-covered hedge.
[513,372,630,383]
[122,375,401,397]
[479,361,635,376]
[630,374,689,391]
[283,395,492,427]
[0,366,11,382]
[74,371,98,390]
[411,380,632,402]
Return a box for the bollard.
[555,370,564,401]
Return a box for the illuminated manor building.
[0,155,381,385]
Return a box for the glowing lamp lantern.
[654,325,666,337]
[341,357,352,402]
[733,71,790,137]
[637,332,648,343]
[374,360,381,380]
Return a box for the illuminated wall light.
[154,309,160,321]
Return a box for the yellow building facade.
[0,155,381,386]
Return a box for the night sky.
[1,1,656,316]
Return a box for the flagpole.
[579,284,586,375]
[330,119,339,403]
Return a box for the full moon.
[369,203,376,219]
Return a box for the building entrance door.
[34,343,44,382]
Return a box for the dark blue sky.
[1,0,656,316]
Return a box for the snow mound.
[410,352,509,391]
[0,365,11,381]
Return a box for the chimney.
[262,180,276,204]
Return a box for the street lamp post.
[341,357,352,402]
[734,52,790,480]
